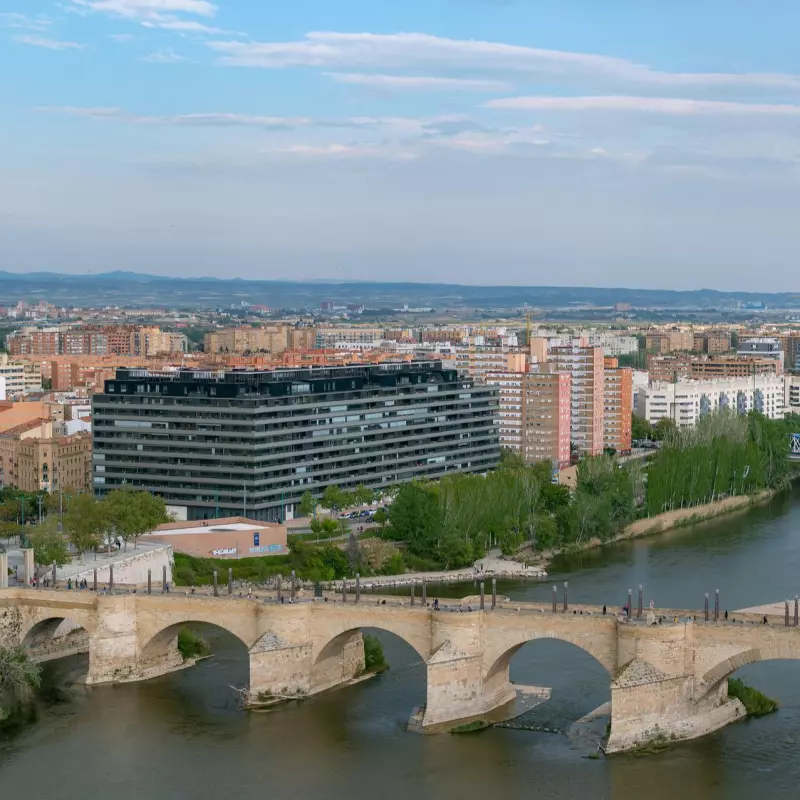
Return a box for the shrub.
[363,634,388,674]
[177,628,211,661]
[728,678,778,717]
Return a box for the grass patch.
[450,720,489,734]
[363,634,388,675]
[177,628,211,661]
[728,678,778,717]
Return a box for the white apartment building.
[785,375,800,415]
[636,375,785,427]
[0,354,42,396]
[585,333,639,357]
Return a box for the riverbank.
[330,492,779,590]
[537,488,781,565]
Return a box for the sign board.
[253,532,260,547]
[248,544,283,555]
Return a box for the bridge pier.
[421,613,515,731]
[606,622,745,752]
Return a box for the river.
[4,487,800,799]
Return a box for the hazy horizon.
[4,2,800,291]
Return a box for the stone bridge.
[1,588,798,752]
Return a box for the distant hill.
[0,271,794,310]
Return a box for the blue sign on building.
[253,532,260,547]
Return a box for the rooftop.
[148,516,285,536]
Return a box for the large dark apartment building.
[92,361,499,521]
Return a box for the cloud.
[142,49,186,63]
[41,106,316,128]
[0,12,53,31]
[485,95,800,115]
[277,143,387,158]
[324,72,512,91]
[70,0,216,18]
[110,32,135,41]
[140,17,229,34]
[13,34,84,50]
[207,31,800,93]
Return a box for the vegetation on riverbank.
[374,411,795,568]
[728,678,778,717]
[381,454,641,567]
[0,646,41,729]
[363,634,388,674]
[646,413,793,515]
[177,628,211,661]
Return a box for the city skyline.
[4,2,800,289]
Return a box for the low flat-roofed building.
[141,516,288,559]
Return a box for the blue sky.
[3,1,800,290]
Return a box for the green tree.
[353,484,373,506]
[28,517,70,573]
[103,488,168,551]
[631,413,652,441]
[321,484,347,512]
[321,518,338,538]
[372,508,388,533]
[0,646,41,723]
[309,518,324,542]
[390,482,442,557]
[499,448,525,469]
[64,493,106,562]
[652,417,677,441]
[297,490,315,517]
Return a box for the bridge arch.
[15,604,96,646]
[483,618,617,682]
[699,638,800,694]
[135,600,262,658]
[309,605,431,665]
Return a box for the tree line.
[381,410,789,568]
[380,454,642,569]
[2,489,169,575]
[645,411,792,514]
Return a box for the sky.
[3,1,800,290]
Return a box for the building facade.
[635,375,785,428]
[603,357,633,453]
[0,426,92,492]
[649,355,780,383]
[550,343,605,456]
[487,367,571,468]
[92,362,500,521]
[737,338,783,365]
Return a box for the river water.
[4,488,800,799]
